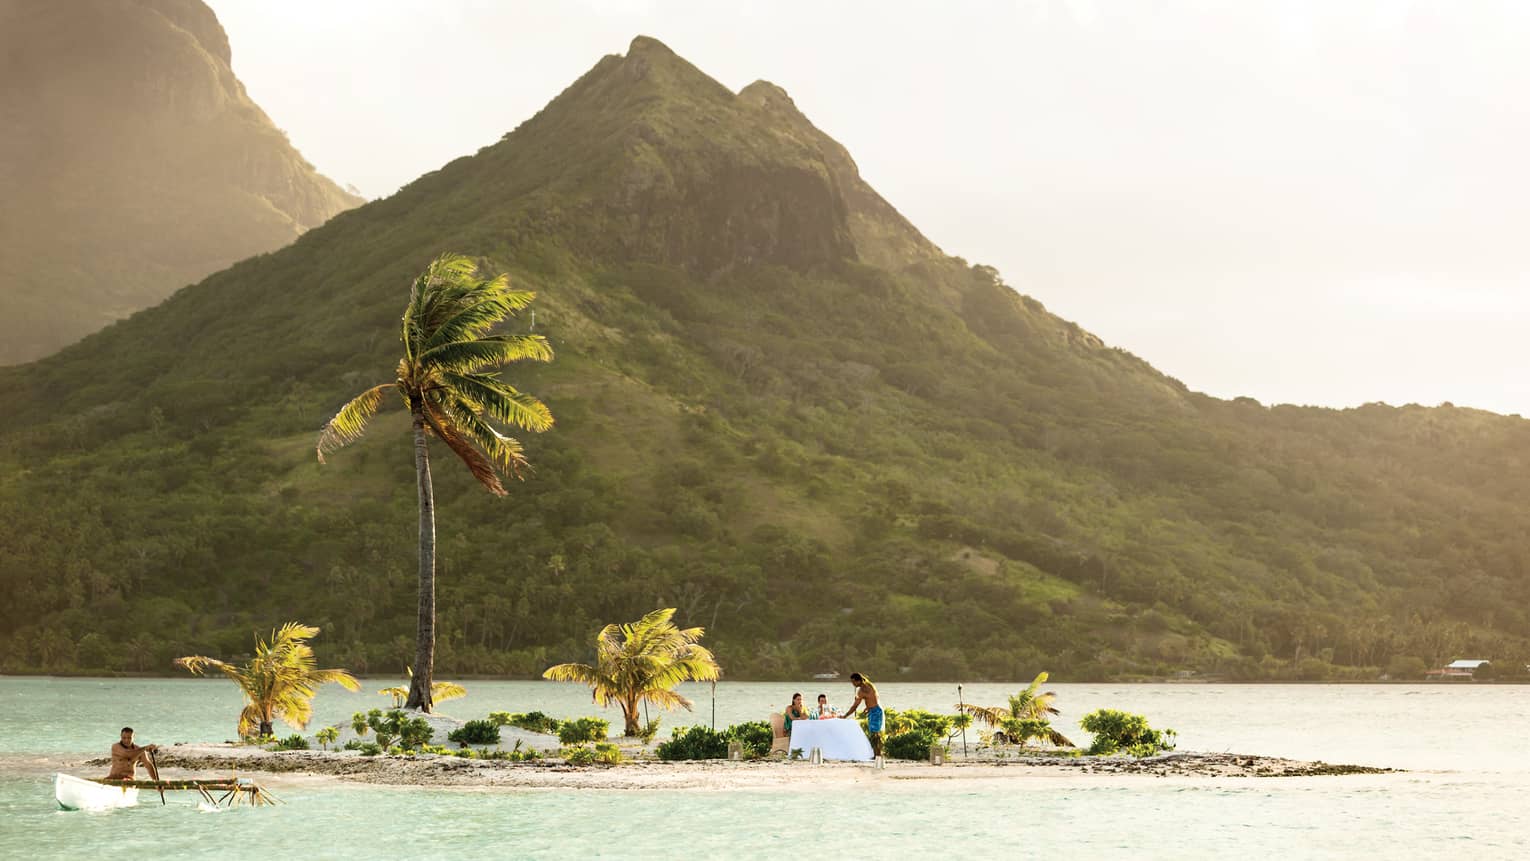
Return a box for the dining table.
[788,717,874,761]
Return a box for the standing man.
[841,672,884,758]
[107,727,160,781]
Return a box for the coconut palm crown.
[175,622,360,738]
[958,670,1075,747]
[543,608,722,736]
[316,253,553,712]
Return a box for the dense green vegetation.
[1,37,1528,683]
[1079,710,1177,757]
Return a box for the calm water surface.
[3,678,1528,858]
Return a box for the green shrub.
[343,739,364,751]
[639,717,662,743]
[419,744,455,756]
[655,724,728,761]
[272,734,310,751]
[491,711,562,734]
[721,721,772,758]
[865,708,953,738]
[1079,709,1176,757]
[367,710,434,750]
[564,745,597,765]
[357,742,383,756]
[998,717,1055,745]
[884,729,940,760]
[558,716,609,745]
[448,719,501,746]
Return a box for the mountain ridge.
[0,0,362,364]
[0,36,1526,682]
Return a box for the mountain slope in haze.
[1,37,1527,683]
[0,0,362,364]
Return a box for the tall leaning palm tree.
[317,253,553,712]
[543,608,723,737]
[176,622,360,738]
[958,670,1075,747]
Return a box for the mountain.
[0,0,362,364]
[1,36,1527,683]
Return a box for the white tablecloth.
[789,719,874,761]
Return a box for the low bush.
[272,734,309,751]
[490,711,562,734]
[562,743,620,766]
[356,742,383,756]
[558,716,609,745]
[447,719,501,746]
[368,710,434,750]
[1079,709,1176,757]
[655,725,728,761]
[998,717,1055,746]
[883,729,940,760]
[481,747,541,762]
[722,721,773,758]
[343,739,364,751]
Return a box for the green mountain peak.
[1,35,1527,683]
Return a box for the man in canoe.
[107,727,160,781]
[840,673,885,758]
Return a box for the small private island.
[54,253,1393,808]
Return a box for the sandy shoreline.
[61,744,1397,792]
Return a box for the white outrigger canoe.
[55,774,139,811]
[54,773,279,810]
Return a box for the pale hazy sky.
[208,0,1530,416]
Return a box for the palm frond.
[447,401,531,476]
[420,334,553,374]
[316,384,394,462]
[958,703,1008,727]
[441,372,554,432]
[422,284,539,350]
[422,403,506,495]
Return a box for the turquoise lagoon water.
[3,678,1529,858]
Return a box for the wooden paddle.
[146,748,166,805]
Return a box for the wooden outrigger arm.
[94,777,281,807]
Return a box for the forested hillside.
[2,37,1526,682]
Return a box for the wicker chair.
[769,712,791,755]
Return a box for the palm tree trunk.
[405,410,437,713]
[623,696,641,737]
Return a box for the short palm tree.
[380,668,467,708]
[175,623,360,738]
[317,253,553,712]
[543,608,723,737]
[958,671,1075,747]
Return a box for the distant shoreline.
[2,671,1522,685]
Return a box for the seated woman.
[784,692,811,732]
[815,693,837,718]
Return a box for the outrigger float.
[54,773,280,811]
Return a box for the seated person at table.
[816,693,837,718]
[784,693,811,732]
[840,672,884,757]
